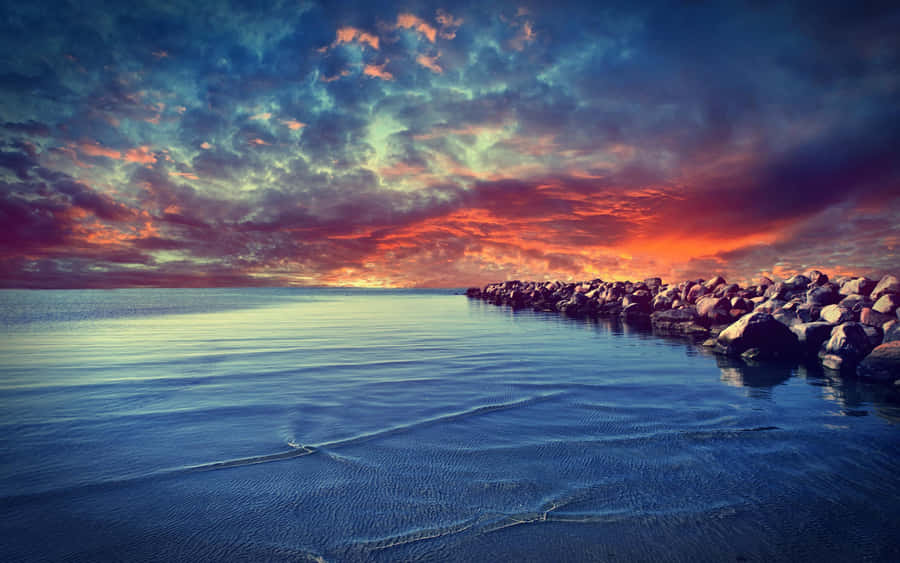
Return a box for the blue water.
[1,289,898,562]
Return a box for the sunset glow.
[1,1,898,288]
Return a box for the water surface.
[1,289,898,562]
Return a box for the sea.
[0,288,898,562]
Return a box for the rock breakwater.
[466,272,900,385]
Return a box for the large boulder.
[819,322,874,370]
[860,307,894,328]
[839,294,873,315]
[806,285,840,306]
[704,275,726,290]
[820,304,853,324]
[686,284,708,304]
[805,270,828,286]
[716,312,799,359]
[884,321,900,343]
[696,296,731,321]
[784,274,811,291]
[872,294,900,315]
[856,342,900,384]
[790,322,834,356]
[840,277,876,297]
[871,275,900,301]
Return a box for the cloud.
[416,53,443,73]
[435,9,463,39]
[330,26,379,50]
[363,60,393,80]
[396,13,437,43]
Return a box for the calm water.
[1,289,898,562]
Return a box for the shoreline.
[467,271,900,386]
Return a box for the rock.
[806,285,839,306]
[716,312,799,359]
[884,321,900,343]
[871,275,900,301]
[856,342,900,383]
[796,303,819,322]
[860,307,894,327]
[805,270,828,286]
[702,338,717,347]
[696,296,731,317]
[465,287,482,298]
[872,294,900,315]
[820,304,853,324]
[791,322,834,356]
[840,277,876,297]
[620,302,650,320]
[704,275,726,290]
[838,294,873,314]
[652,308,698,323]
[773,308,803,327]
[819,322,873,369]
[644,277,662,289]
[784,274,811,290]
[686,284,708,304]
[758,276,774,287]
[862,325,883,349]
[764,282,787,300]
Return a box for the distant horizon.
[1,267,892,291]
[2,1,898,288]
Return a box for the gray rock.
[884,321,900,343]
[784,274,811,290]
[819,322,873,368]
[758,276,774,287]
[651,307,698,323]
[871,275,900,301]
[696,296,731,318]
[704,275,726,290]
[791,322,834,356]
[805,270,828,286]
[873,294,900,315]
[773,308,803,327]
[862,325,883,349]
[716,312,799,359]
[856,341,900,383]
[840,277,876,297]
[807,285,839,306]
[820,304,853,324]
[686,284,708,303]
[838,294,873,314]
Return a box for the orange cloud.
[396,13,437,43]
[509,20,536,51]
[416,53,443,73]
[282,119,306,130]
[249,138,270,145]
[321,69,351,82]
[250,112,272,121]
[152,50,169,59]
[364,60,393,80]
[169,171,199,180]
[124,146,156,164]
[200,142,212,150]
[332,26,379,49]
[78,141,121,160]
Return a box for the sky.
[1,0,898,288]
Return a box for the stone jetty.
[466,272,900,386]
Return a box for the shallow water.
[1,289,898,562]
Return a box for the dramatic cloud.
[1,0,898,288]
